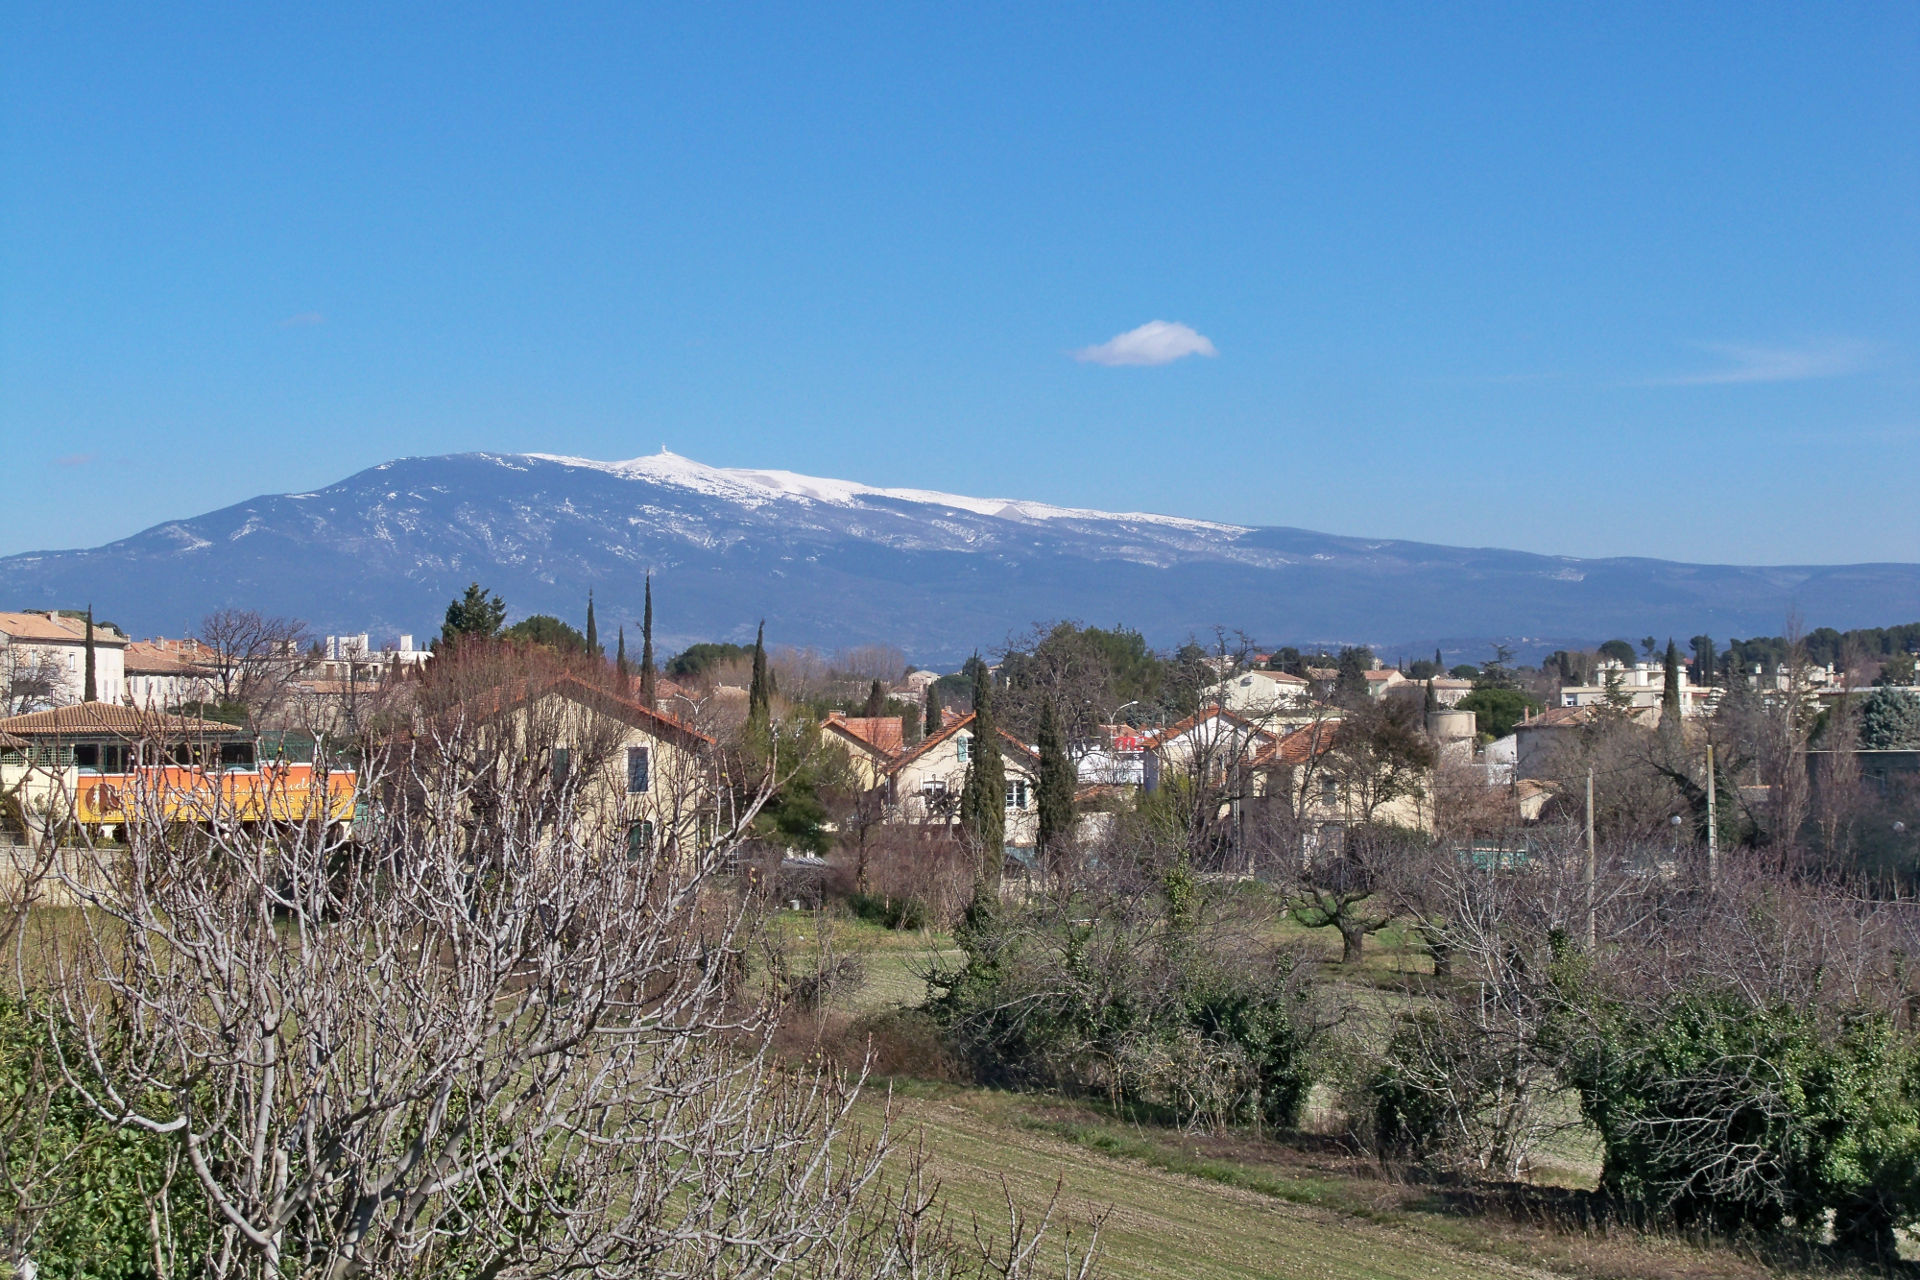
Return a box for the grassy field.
[775,908,1892,1280]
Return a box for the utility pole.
[1585,766,1597,950]
[1705,742,1718,890]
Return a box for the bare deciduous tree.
[195,609,310,718]
[28,671,1097,1278]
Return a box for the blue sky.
[3,3,1915,563]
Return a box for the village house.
[457,675,717,860]
[122,639,218,710]
[821,710,908,788]
[879,710,1041,851]
[1556,658,1711,716]
[0,702,354,844]
[1250,717,1435,835]
[0,612,127,710]
[1202,667,1313,717]
[1140,706,1279,788]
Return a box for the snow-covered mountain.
[3,450,1916,663]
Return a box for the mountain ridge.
[2,450,1916,664]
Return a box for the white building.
[0,611,126,711]
[1203,668,1314,716]
[1558,658,1710,716]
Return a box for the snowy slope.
[2,449,1917,663]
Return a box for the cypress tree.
[615,626,630,694]
[863,678,887,719]
[639,574,657,706]
[748,621,770,724]
[584,590,599,658]
[923,684,941,737]
[1035,699,1075,879]
[1434,647,1443,672]
[957,656,1006,896]
[1661,637,1683,731]
[82,603,97,702]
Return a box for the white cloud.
[1073,320,1218,367]
[1653,339,1879,386]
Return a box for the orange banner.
[74,763,356,825]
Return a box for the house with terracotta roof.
[0,702,353,841]
[0,611,128,711]
[1140,707,1279,787]
[1248,714,1435,834]
[1361,668,1409,699]
[123,639,218,710]
[880,710,1041,850]
[1513,703,1659,780]
[443,674,718,860]
[821,711,908,788]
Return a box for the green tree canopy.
[441,582,507,644]
[501,614,588,652]
[1455,686,1542,740]
[1860,687,1920,749]
[1598,639,1637,666]
[663,641,751,680]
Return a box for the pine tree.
[863,678,886,719]
[924,684,941,737]
[957,657,1006,897]
[82,603,97,702]
[441,583,506,645]
[615,626,630,694]
[639,574,657,706]
[584,590,600,658]
[1661,638,1683,731]
[1035,699,1075,878]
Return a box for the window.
[1005,779,1029,809]
[552,747,571,789]
[1320,775,1338,802]
[955,734,969,762]
[626,746,651,794]
[920,778,948,798]
[626,820,654,859]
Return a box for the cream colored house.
[820,711,906,789]
[1251,718,1433,833]
[468,676,717,859]
[1141,707,1279,786]
[123,640,217,710]
[1202,668,1314,717]
[880,711,1041,850]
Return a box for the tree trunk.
[1340,923,1365,965]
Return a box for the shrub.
[846,891,928,932]
[926,885,1322,1131]
[1562,988,1920,1259]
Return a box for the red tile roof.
[123,640,198,675]
[1139,706,1277,752]
[822,712,906,757]
[881,711,1038,776]
[0,702,245,739]
[1252,719,1344,767]
[0,612,126,646]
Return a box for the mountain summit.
[3,450,1916,661]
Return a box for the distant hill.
[3,450,1916,665]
